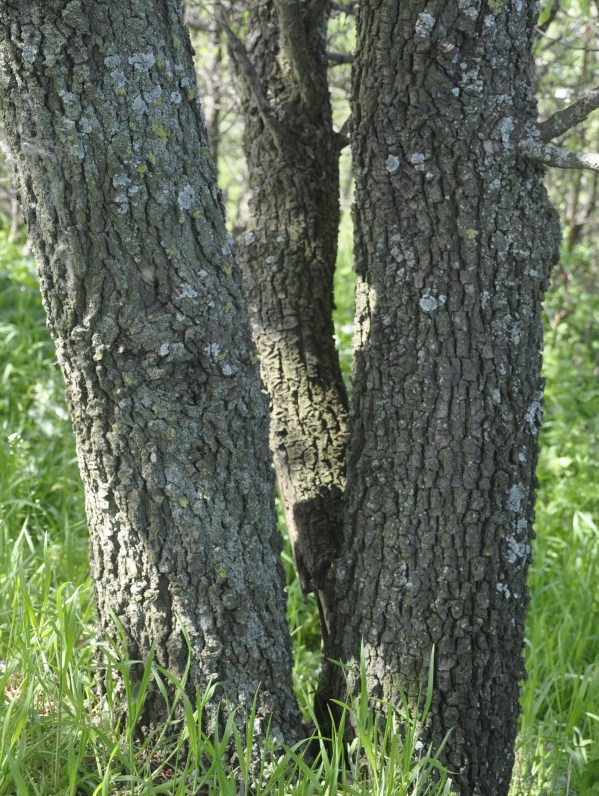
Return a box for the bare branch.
[534,27,599,51]
[520,138,599,172]
[331,0,358,13]
[327,51,353,65]
[273,0,318,109]
[308,0,330,27]
[214,7,286,148]
[334,115,351,150]
[539,87,599,142]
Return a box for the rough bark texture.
[0,0,300,742]
[326,2,561,793]
[232,0,348,631]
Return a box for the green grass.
[511,244,599,795]
[0,228,598,793]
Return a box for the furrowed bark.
[229,0,348,639]
[0,0,300,743]
[326,2,561,793]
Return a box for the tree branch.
[327,51,353,65]
[308,0,330,27]
[334,114,351,150]
[331,0,358,13]
[273,0,318,110]
[539,87,599,142]
[520,138,599,172]
[214,7,286,149]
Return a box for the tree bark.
[230,1,348,636]
[326,2,562,794]
[0,0,300,743]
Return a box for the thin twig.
[327,51,353,65]
[534,27,599,52]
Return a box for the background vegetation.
[0,0,597,792]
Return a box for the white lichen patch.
[496,582,511,598]
[144,85,162,104]
[386,154,400,173]
[79,117,93,134]
[177,185,196,211]
[110,70,126,90]
[113,173,130,188]
[491,388,501,405]
[204,342,220,358]
[506,534,530,565]
[419,295,438,313]
[499,116,515,149]
[159,343,170,356]
[458,0,480,13]
[177,283,198,299]
[114,193,129,213]
[128,52,156,71]
[415,11,436,37]
[104,55,122,68]
[507,483,524,513]
[170,91,182,105]
[524,392,543,435]
[409,152,427,171]
[21,44,38,66]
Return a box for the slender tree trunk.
[0,0,300,742]
[326,2,561,793]
[229,0,348,636]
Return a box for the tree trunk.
[230,1,348,635]
[326,2,561,793]
[0,0,300,743]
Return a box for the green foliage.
[511,243,599,795]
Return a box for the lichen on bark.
[325,1,562,793]
[0,0,301,744]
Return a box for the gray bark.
[230,1,348,637]
[326,2,562,794]
[0,0,300,742]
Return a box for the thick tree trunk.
[0,0,300,742]
[326,2,561,793]
[231,1,348,633]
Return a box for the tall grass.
[512,245,599,795]
[1,228,598,793]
